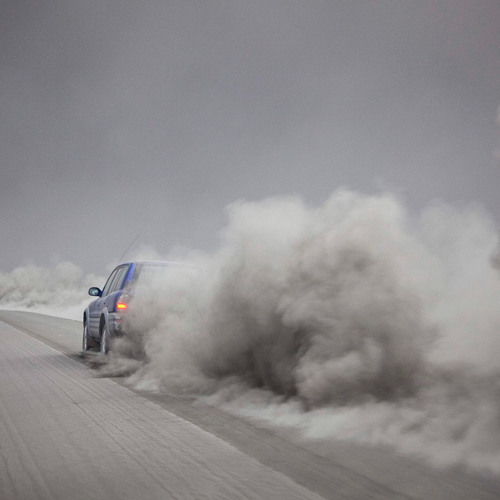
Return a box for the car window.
[109,266,128,293]
[134,264,176,286]
[133,263,197,291]
[101,269,119,297]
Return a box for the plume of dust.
[109,190,500,473]
[0,261,103,319]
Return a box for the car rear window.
[135,264,172,285]
[133,263,196,291]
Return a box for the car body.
[83,260,178,353]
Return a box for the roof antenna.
[117,234,140,264]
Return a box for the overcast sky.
[1,0,499,273]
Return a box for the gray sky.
[1,0,499,274]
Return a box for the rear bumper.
[108,313,125,337]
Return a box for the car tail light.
[116,293,130,311]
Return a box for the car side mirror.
[88,287,102,297]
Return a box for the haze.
[1,0,499,274]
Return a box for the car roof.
[117,260,198,271]
[118,260,181,267]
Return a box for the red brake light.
[116,302,128,310]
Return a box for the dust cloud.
[0,261,102,319]
[3,189,500,473]
[114,190,500,473]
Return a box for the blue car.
[83,261,175,353]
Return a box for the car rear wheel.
[100,322,111,354]
[82,322,96,351]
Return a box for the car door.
[88,267,119,336]
[101,265,129,313]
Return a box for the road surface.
[1,310,499,499]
